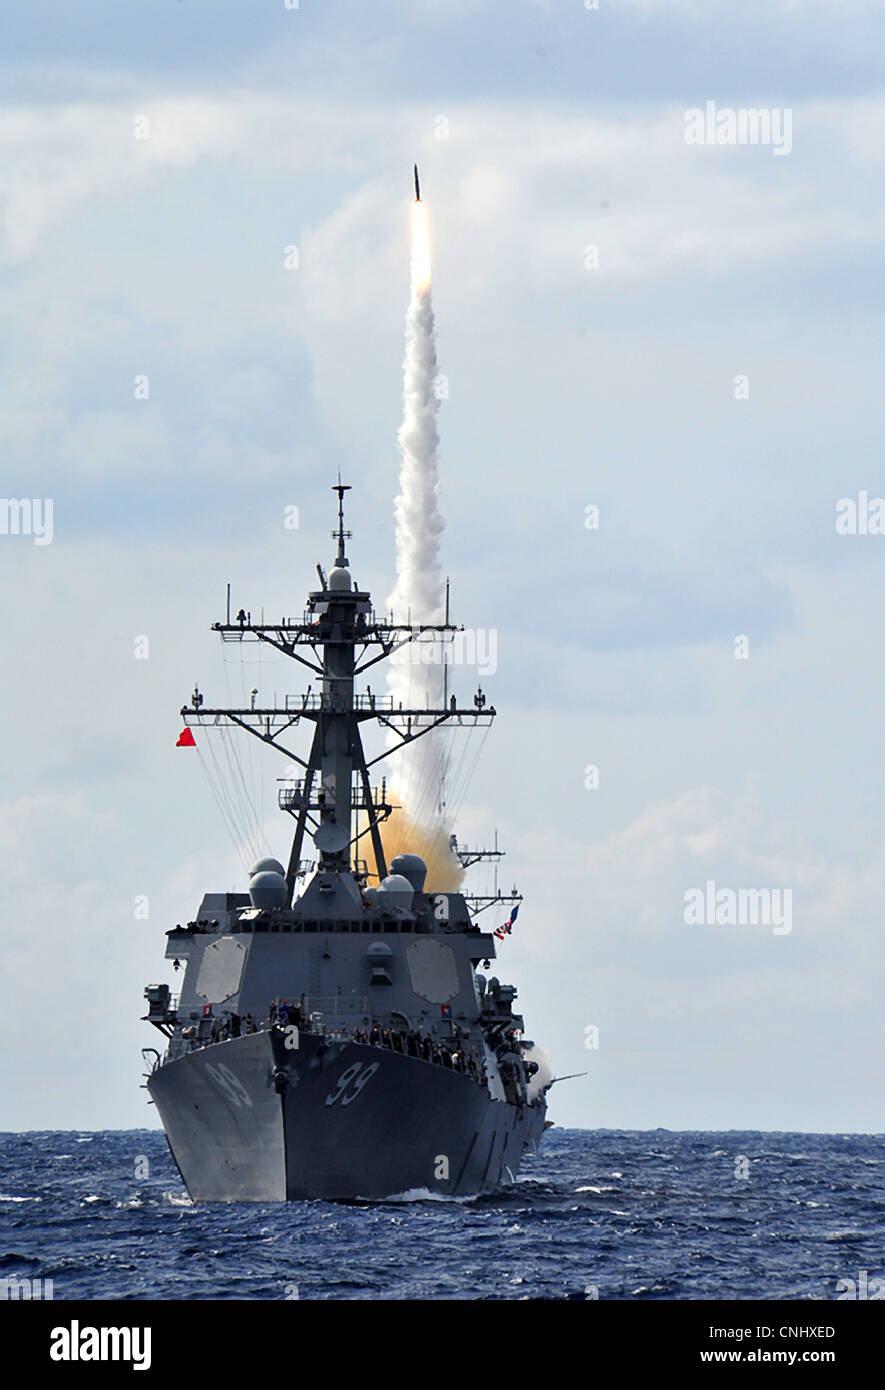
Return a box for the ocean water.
[1,1128,882,1301]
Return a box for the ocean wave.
[1,1128,883,1300]
[367,1187,477,1204]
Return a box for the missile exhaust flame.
[410,198,431,293]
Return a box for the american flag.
[494,903,520,941]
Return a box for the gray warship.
[143,483,551,1201]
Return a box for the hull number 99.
[324,1061,380,1108]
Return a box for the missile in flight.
[413,164,421,201]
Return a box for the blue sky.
[1,0,884,1132]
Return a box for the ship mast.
[181,482,496,903]
[450,828,524,918]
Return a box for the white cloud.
[2,94,883,275]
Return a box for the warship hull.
[145,483,553,1204]
[149,1030,546,1202]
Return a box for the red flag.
[176,728,196,747]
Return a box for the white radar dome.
[376,873,414,909]
[390,854,427,893]
[249,871,287,909]
[249,858,286,878]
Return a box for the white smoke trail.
[385,199,452,841]
[388,288,445,637]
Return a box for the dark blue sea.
[2,1129,883,1300]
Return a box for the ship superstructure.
[143,484,549,1200]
